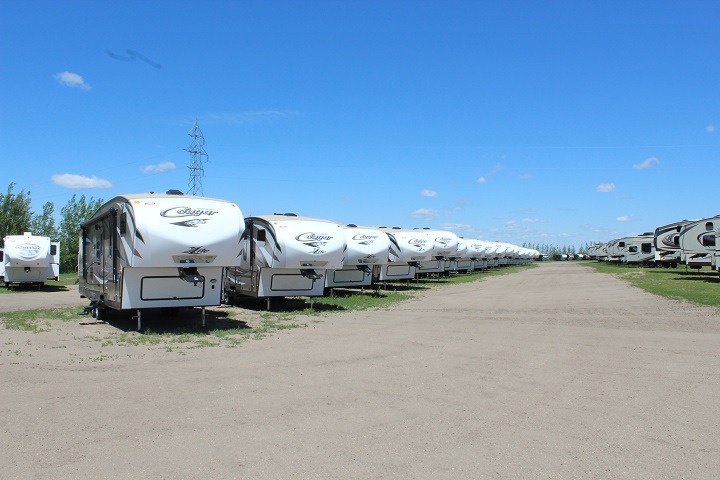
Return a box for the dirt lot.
[1,262,719,479]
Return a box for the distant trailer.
[604,239,623,263]
[1,232,59,288]
[465,239,489,270]
[414,229,459,275]
[325,224,390,289]
[448,237,472,272]
[373,228,433,282]
[620,234,656,265]
[677,215,720,269]
[78,191,244,328]
[224,214,345,304]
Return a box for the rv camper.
[464,239,489,270]
[413,229,459,275]
[224,214,346,304]
[604,239,623,263]
[325,224,390,289]
[78,192,244,326]
[448,237,472,272]
[373,228,434,282]
[1,232,59,288]
[677,215,720,269]
[654,220,695,268]
[620,234,656,265]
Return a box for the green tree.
[0,182,33,242]
[58,194,104,273]
[30,201,58,239]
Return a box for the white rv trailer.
[604,239,623,263]
[78,192,244,327]
[1,232,59,288]
[484,242,501,268]
[653,220,695,267]
[677,215,720,269]
[586,243,604,260]
[224,214,346,304]
[447,237,472,272]
[620,234,656,265]
[372,228,434,282]
[325,224,390,289]
[413,229,459,275]
[465,239,489,270]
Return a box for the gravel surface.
[1,262,719,479]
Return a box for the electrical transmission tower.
[185,119,208,196]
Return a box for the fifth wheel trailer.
[78,192,244,328]
[325,224,390,289]
[1,232,59,288]
[224,214,346,305]
[677,215,720,269]
[653,220,695,267]
[373,228,434,282]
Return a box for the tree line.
[521,241,599,258]
[0,183,103,274]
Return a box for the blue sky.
[1,1,718,248]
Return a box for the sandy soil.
[1,262,719,479]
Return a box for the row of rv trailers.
[1,192,539,327]
[586,215,720,272]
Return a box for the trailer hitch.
[179,267,204,285]
[300,269,322,280]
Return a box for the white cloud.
[522,218,539,223]
[441,223,474,232]
[420,189,438,198]
[616,215,632,222]
[477,176,487,184]
[596,183,616,193]
[632,157,659,170]
[706,124,716,133]
[518,174,533,180]
[53,71,91,90]
[489,163,503,175]
[51,174,112,189]
[141,161,176,174]
[411,208,439,220]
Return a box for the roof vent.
[166,189,184,195]
[347,224,357,227]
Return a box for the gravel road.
[1,262,719,479]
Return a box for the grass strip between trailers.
[1,264,535,349]
[584,262,720,307]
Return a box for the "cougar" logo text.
[161,207,219,218]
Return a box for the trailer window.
[618,242,625,247]
[702,234,716,247]
[642,243,652,253]
[119,212,127,235]
[50,244,57,255]
[0,251,3,261]
[628,246,638,253]
[256,229,266,243]
[673,237,679,246]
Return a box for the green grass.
[0,306,80,332]
[584,262,720,306]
